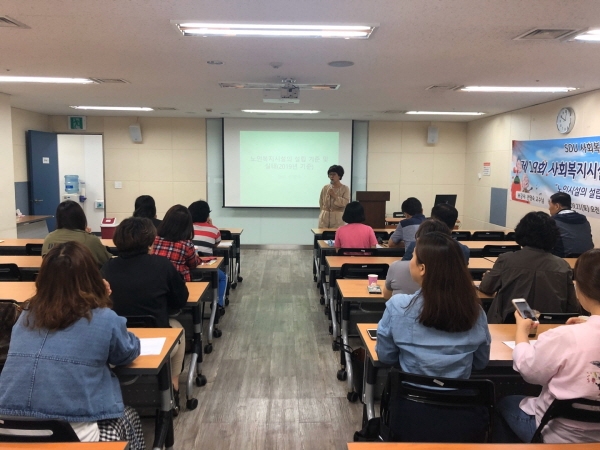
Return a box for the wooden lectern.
[356,191,390,228]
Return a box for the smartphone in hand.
[512,298,539,337]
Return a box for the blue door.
[26,131,60,231]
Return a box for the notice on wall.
[483,162,491,176]
[511,137,600,218]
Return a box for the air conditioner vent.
[383,110,405,114]
[0,16,29,28]
[514,29,578,40]
[426,85,461,91]
[89,78,130,84]
[153,107,178,111]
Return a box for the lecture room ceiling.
[1,0,600,121]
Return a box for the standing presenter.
[318,165,350,228]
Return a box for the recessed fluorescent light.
[242,109,320,114]
[461,86,577,93]
[173,22,377,39]
[405,111,485,116]
[70,106,154,111]
[573,29,600,41]
[0,76,95,84]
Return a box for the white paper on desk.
[503,340,537,350]
[376,244,383,248]
[140,337,166,355]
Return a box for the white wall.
[465,90,600,240]
[57,134,105,232]
[0,94,16,237]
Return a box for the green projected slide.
[240,131,340,207]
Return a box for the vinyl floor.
[142,249,362,449]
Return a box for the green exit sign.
[68,116,87,130]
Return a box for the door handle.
[34,199,44,203]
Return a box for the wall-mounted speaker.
[427,126,439,145]
[129,124,142,143]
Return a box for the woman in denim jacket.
[0,242,144,448]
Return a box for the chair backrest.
[321,231,336,240]
[340,263,389,280]
[0,416,79,442]
[481,245,521,257]
[505,231,516,241]
[0,300,21,365]
[452,231,472,241]
[471,231,505,241]
[125,315,159,328]
[531,398,600,442]
[392,212,405,218]
[24,243,43,256]
[338,248,378,257]
[0,264,22,282]
[220,229,233,240]
[565,252,582,258]
[537,312,581,324]
[380,369,495,443]
[374,231,390,241]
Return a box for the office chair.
[531,397,600,442]
[452,231,472,241]
[374,231,390,242]
[219,229,233,240]
[472,231,505,241]
[380,369,495,443]
[338,248,378,256]
[481,245,521,257]
[537,312,581,324]
[505,231,516,241]
[392,212,405,218]
[0,264,22,282]
[0,417,79,442]
[321,230,336,240]
[565,252,582,258]
[24,243,43,256]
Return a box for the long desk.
[191,257,225,354]
[483,256,578,269]
[119,327,182,450]
[0,444,129,450]
[0,238,115,256]
[357,323,560,422]
[348,443,600,450]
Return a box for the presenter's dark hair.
[574,249,600,302]
[401,197,423,216]
[431,203,459,229]
[327,165,344,180]
[189,200,211,223]
[113,217,156,253]
[550,192,572,209]
[412,231,480,332]
[26,241,111,331]
[157,205,194,242]
[56,200,87,230]
[133,195,157,219]
[342,201,366,223]
[514,211,559,251]
[414,219,450,239]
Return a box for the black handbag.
[0,300,22,364]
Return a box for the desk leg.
[205,271,219,354]
[329,271,338,340]
[152,361,175,450]
[312,235,319,280]
[364,357,377,422]
[341,302,354,395]
[235,235,242,283]
[223,252,230,306]
[185,302,205,409]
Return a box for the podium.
[356,191,390,228]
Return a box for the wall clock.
[556,107,575,134]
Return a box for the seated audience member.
[153,204,200,282]
[101,217,188,411]
[0,242,144,448]
[388,197,426,248]
[189,200,227,317]
[377,231,491,378]
[548,192,594,257]
[495,249,600,443]
[383,219,449,299]
[402,203,470,262]
[133,194,162,229]
[42,200,112,266]
[334,201,377,249]
[480,211,580,324]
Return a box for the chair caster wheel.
[324,306,330,316]
[231,282,237,290]
[204,344,213,354]
[186,398,199,410]
[319,297,325,305]
[328,325,333,335]
[317,281,322,289]
[225,298,230,306]
[313,275,317,282]
[332,340,340,352]
[213,328,222,338]
[337,369,347,381]
[347,391,359,402]
[195,375,207,387]
[237,276,243,282]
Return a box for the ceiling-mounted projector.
[263,89,300,104]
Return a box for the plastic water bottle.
[64,175,79,194]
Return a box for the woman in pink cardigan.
[495,249,600,443]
